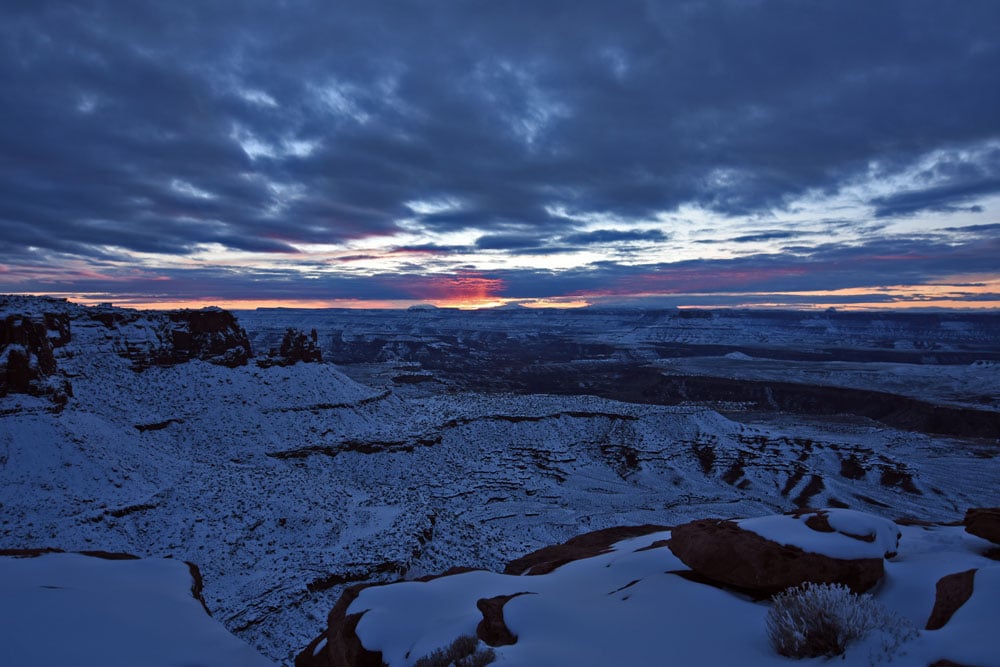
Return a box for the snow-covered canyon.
[2,296,997,665]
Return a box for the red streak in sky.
[399,271,505,307]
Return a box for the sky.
[1,1,999,310]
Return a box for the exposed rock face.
[926,569,977,630]
[259,328,322,367]
[668,518,885,596]
[299,567,482,667]
[0,312,72,403]
[504,524,668,576]
[476,593,532,647]
[964,507,1000,545]
[126,308,253,369]
[164,309,253,368]
[296,584,384,667]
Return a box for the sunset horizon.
[2,2,998,312]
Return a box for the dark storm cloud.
[560,229,668,245]
[2,0,999,291]
[869,143,1000,217]
[729,231,806,243]
[941,222,1000,234]
[871,181,998,218]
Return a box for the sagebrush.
[413,634,496,667]
[766,582,914,659]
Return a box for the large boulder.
[668,509,897,596]
[963,507,1000,545]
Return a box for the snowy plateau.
[1,295,998,666]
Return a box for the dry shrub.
[413,634,496,667]
[767,582,914,659]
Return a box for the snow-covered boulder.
[668,509,898,596]
[0,551,274,667]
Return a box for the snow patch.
[0,553,274,667]
[738,509,899,560]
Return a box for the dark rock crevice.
[926,569,977,630]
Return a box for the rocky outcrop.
[926,569,977,630]
[298,567,481,667]
[963,507,1000,545]
[300,526,673,665]
[296,584,385,667]
[126,308,252,369]
[298,510,1000,666]
[258,328,322,367]
[0,311,72,404]
[668,516,885,596]
[163,308,253,367]
[504,524,668,576]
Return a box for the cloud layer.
[1,1,998,307]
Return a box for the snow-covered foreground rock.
[0,551,274,666]
[302,510,1000,667]
[2,297,998,664]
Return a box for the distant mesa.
[407,303,440,311]
[487,302,529,310]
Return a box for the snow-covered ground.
[347,519,999,667]
[0,552,274,667]
[2,298,998,664]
